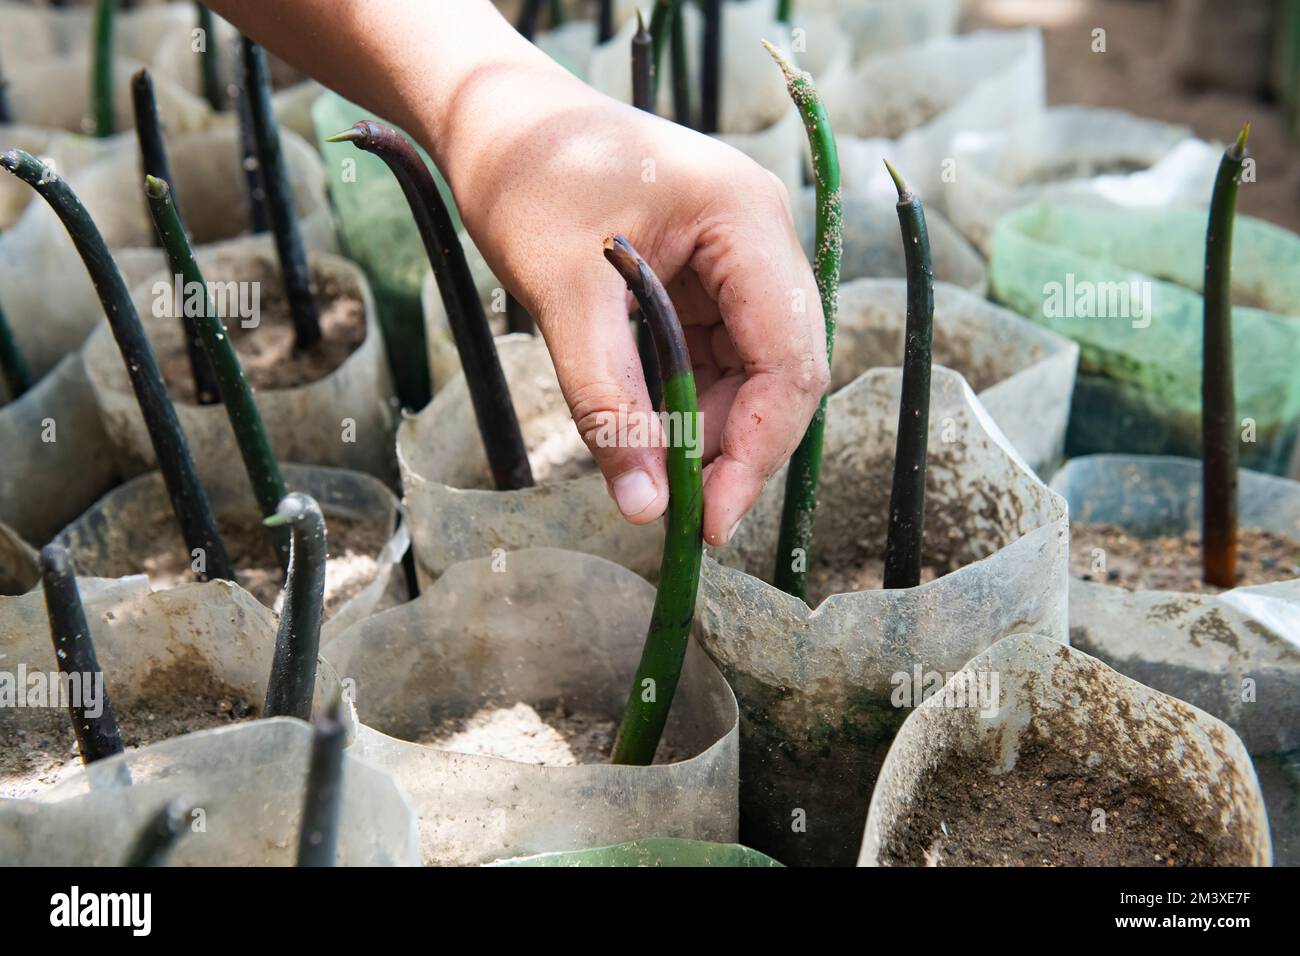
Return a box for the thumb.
[534,267,669,525]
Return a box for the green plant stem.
[670,2,692,127]
[549,0,564,28]
[125,800,189,866]
[700,0,722,134]
[648,0,679,97]
[241,37,320,350]
[517,0,545,40]
[39,544,125,764]
[604,235,703,766]
[326,121,535,490]
[3,148,234,582]
[196,4,225,111]
[1202,124,1249,588]
[505,293,534,335]
[598,0,615,43]
[234,38,269,234]
[766,43,841,602]
[630,13,664,409]
[881,160,933,590]
[0,298,33,400]
[297,696,345,867]
[91,0,115,137]
[0,50,13,125]
[133,71,223,407]
[263,493,327,720]
[776,0,793,24]
[146,175,290,568]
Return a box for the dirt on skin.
[0,656,256,799]
[160,262,366,403]
[1070,523,1300,592]
[136,512,390,615]
[880,735,1216,866]
[418,701,684,766]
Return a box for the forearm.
[201,0,580,194]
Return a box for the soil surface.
[0,658,256,799]
[136,512,390,615]
[1070,522,1300,592]
[880,736,1215,866]
[806,554,945,607]
[418,701,684,766]
[964,0,1300,233]
[160,263,366,403]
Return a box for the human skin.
[204,0,828,546]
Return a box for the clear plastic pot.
[55,463,408,637]
[0,719,419,865]
[322,548,740,866]
[0,1,194,70]
[821,29,1045,205]
[0,124,110,230]
[399,333,663,585]
[0,577,356,801]
[0,353,118,545]
[859,634,1272,866]
[0,519,38,595]
[785,0,959,64]
[944,106,1221,255]
[1051,453,1300,864]
[491,838,782,867]
[0,123,333,379]
[84,246,394,484]
[830,279,1077,474]
[793,187,987,295]
[989,203,1300,475]
[697,365,1069,866]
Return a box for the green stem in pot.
[765,42,841,602]
[0,298,33,400]
[125,800,189,866]
[39,544,125,764]
[648,0,680,98]
[881,160,933,590]
[3,148,234,582]
[604,235,703,766]
[776,0,793,24]
[700,0,722,133]
[196,4,225,112]
[234,37,270,234]
[1202,123,1249,588]
[631,10,664,408]
[297,695,346,867]
[598,0,615,44]
[326,121,535,490]
[240,37,321,351]
[145,174,290,568]
[670,1,691,127]
[263,493,327,720]
[133,69,223,406]
[91,0,115,137]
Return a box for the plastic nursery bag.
[989,203,1300,475]
[0,719,419,865]
[55,463,408,637]
[0,520,38,595]
[1052,453,1300,864]
[792,187,988,295]
[0,124,333,379]
[859,635,1272,866]
[0,1,194,71]
[491,838,782,867]
[943,106,1221,255]
[0,353,118,545]
[786,0,960,63]
[821,29,1045,205]
[85,247,394,484]
[831,279,1078,474]
[586,2,804,194]
[0,125,110,230]
[399,334,664,585]
[322,548,740,866]
[0,579,352,800]
[697,365,1069,866]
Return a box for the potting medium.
[697,365,1069,866]
[322,548,739,866]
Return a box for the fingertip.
[608,463,669,524]
[701,456,760,547]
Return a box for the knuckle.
[568,381,632,450]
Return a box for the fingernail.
[719,515,743,546]
[612,469,658,518]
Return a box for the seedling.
[505,295,535,335]
[648,0,679,98]
[765,42,841,601]
[777,0,793,24]
[1202,124,1250,587]
[700,0,722,133]
[125,800,189,866]
[297,696,346,867]
[604,236,703,766]
[2,149,234,582]
[39,544,124,765]
[881,160,934,590]
[241,37,321,351]
[326,121,535,490]
[516,0,546,40]
[631,11,664,409]
[670,0,691,127]
[91,0,115,136]
[195,4,225,112]
[133,70,222,406]
[145,174,290,567]
[0,299,33,400]
[263,493,327,720]
[0,50,12,124]
[599,0,615,43]
[234,37,270,234]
